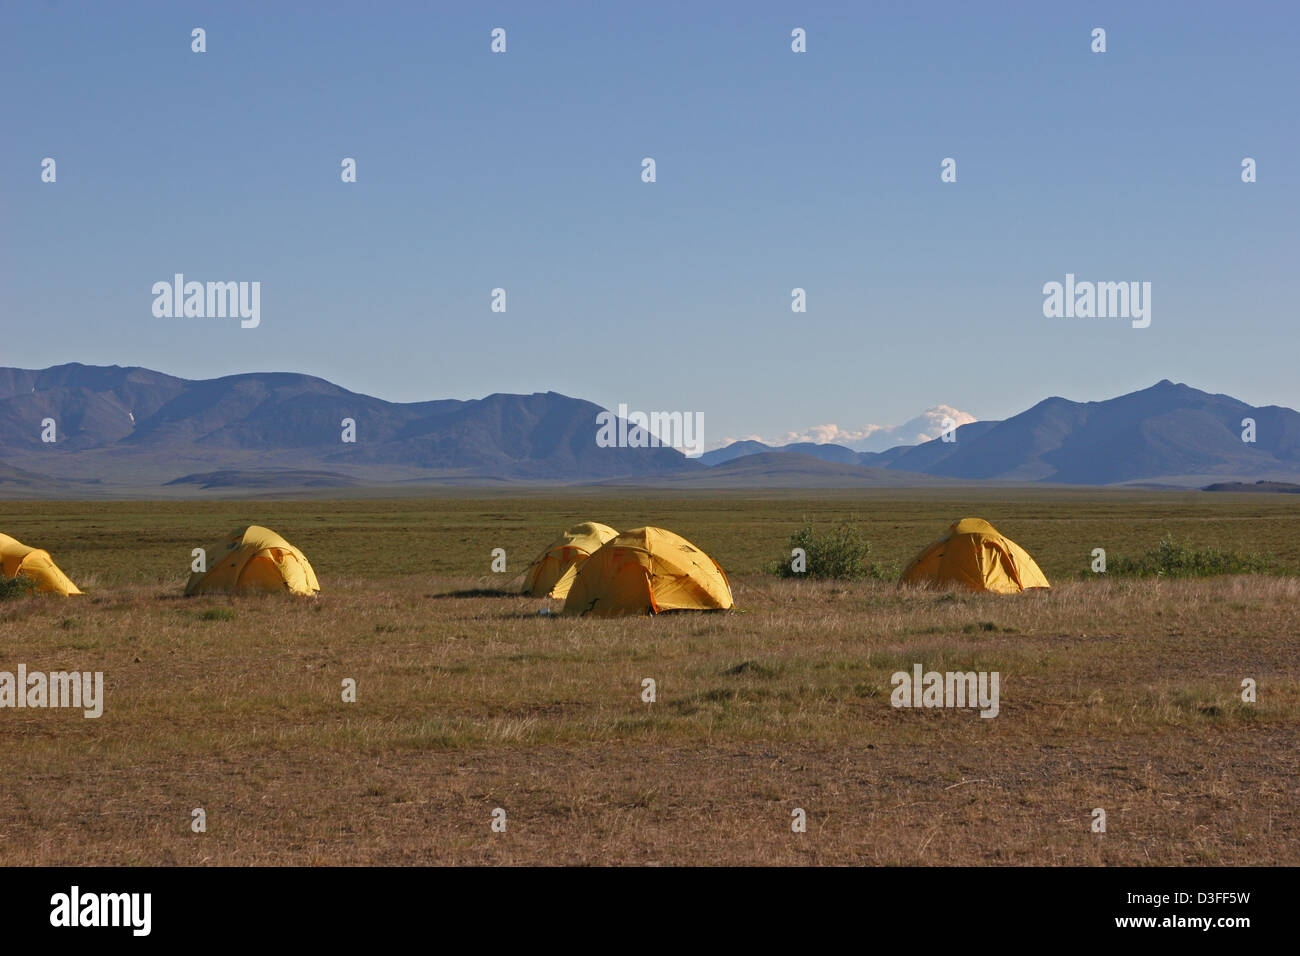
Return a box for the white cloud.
[711,405,976,453]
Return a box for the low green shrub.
[1101,535,1271,578]
[770,521,895,581]
[0,576,37,601]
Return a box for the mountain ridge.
[705,380,1300,486]
[0,363,693,487]
[2,364,1298,494]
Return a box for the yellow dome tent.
[900,517,1049,594]
[522,521,619,599]
[185,525,320,596]
[0,533,82,596]
[562,526,733,617]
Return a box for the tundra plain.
[1,489,1297,865]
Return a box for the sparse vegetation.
[771,520,896,580]
[0,575,36,601]
[1,492,1298,866]
[1101,535,1272,578]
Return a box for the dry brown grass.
[2,570,1296,865]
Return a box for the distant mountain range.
[0,363,690,491]
[703,381,1300,486]
[714,405,976,455]
[1,365,1298,495]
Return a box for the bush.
[771,521,895,581]
[1102,535,1271,578]
[0,575,37,601]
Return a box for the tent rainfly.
[0,533,82,596]
[899,517,1049,594]
[185,525,320,596]
[521,521,619,599]
[562,526,733,617]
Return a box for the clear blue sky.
[2,1,1296,446]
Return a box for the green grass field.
[2,489,1297,865]
[5,487,1300,587]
